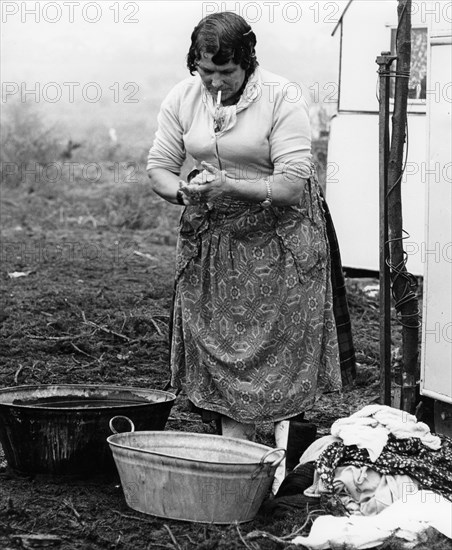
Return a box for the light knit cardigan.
[147,67,312,184]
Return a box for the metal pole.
[376,52,397,406]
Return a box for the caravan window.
[390,27,427,101]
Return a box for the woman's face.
[196,52,246,103]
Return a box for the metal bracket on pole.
[376,52,397,406]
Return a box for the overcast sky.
[2,1,352,104]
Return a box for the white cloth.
[292,489,452,549]
[272,420,289,495]
[220,416,255,441]
[351,405,441,448]
[330,418,389,462]
[331,404,441,462]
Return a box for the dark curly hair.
[187,12,258,78]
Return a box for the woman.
[147,12,352,489]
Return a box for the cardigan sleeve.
[269,86,312,181]
[147,85,186,175]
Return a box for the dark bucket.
[0,384,176,476]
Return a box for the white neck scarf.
[201,69,261,136]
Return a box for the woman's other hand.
[184,162,230,204]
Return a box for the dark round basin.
[0,384,176,477]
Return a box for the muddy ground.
[0,179,446,550]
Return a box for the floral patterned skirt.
[170,180,341,423]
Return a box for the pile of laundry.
[273,404,452,549]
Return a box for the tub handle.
[109,415,135,434]
[251,448,286,479]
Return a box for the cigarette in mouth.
[216,90,222,106]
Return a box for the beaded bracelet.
[260,178,272,209]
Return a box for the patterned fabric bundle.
[315,433,452,501]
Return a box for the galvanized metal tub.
[0,384,176,476]
[108,421,285,524]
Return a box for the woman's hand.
[181,161,230,205]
